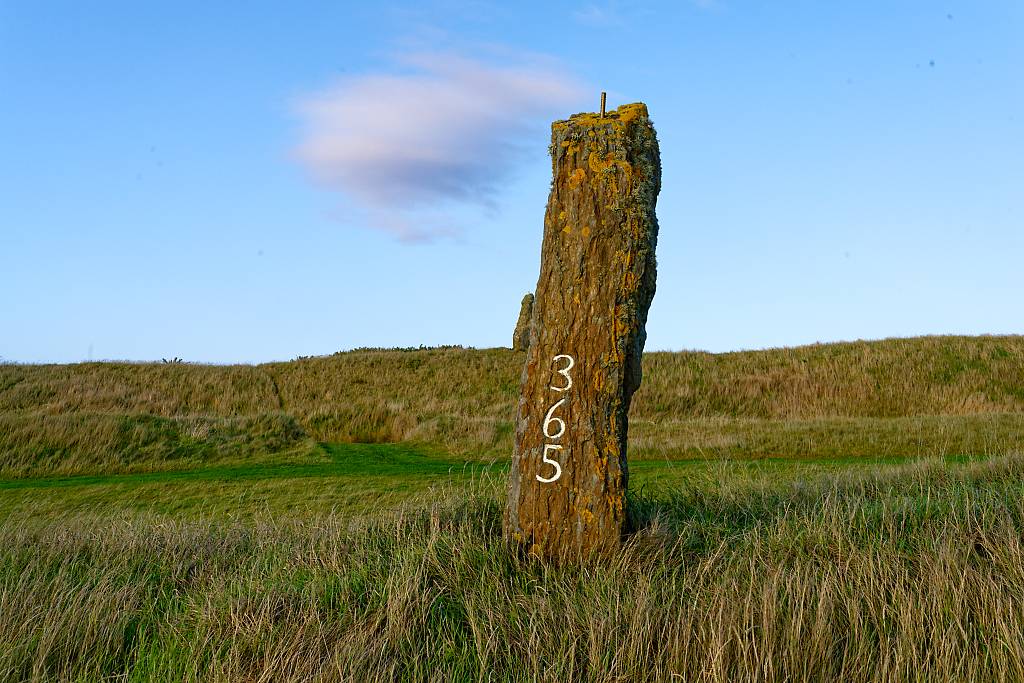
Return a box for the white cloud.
[292,52,585,242]
[573,4,622,27]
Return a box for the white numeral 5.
[536,444,563,483]
[550,354,574,392]
[543,398,566,439]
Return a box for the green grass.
[0,441,929,521]
[3,335,1024,680]
[0,443,467,490]
[0,442,480,520]
[4,451,1024,681]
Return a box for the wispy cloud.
[292,52,584,242]
[573,3,623,27]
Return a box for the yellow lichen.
[587,152,632,177]
[552,103,648,131]
[612,304,626,363]
[616,102,648,126]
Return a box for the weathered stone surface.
[504,103,661,559]
[512,293,534,351]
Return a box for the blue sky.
[2,1,1021,363]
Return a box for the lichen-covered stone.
[504,103,661,559]
[513,293,534,352]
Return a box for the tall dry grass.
[5,336,1020,420]
[0,362,279,415]
[636,334,1024,418]
[0,411,306,477]
[4,456,1024,681]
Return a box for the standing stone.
[512,293,535,351]
[504,103,661,559]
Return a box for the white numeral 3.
[550,354,574,392]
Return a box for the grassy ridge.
[638,334,1024,418]
[5,335,1022,419]
[1,335,1022,474]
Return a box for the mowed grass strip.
[0,440,960,522]
[0,443,486,519]
[0,443,469,490]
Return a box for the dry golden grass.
[636,334,1024,418]
[5,335,1022,422]
[0,411,306,477]
[0,361,279,415]
[1,335,1022,472]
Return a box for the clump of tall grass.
[0,412,307,477]
[4,456,1024,681]
[0,361,280,415]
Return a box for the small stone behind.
[512,293,534,351]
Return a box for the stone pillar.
[512,293,535,351]
[504,103,661,559]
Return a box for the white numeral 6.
[543,398,566,439]
[536,444,563,483]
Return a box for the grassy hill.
[1,334,1022,476]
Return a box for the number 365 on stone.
[537,354,573,483]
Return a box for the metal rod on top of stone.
[504,103,661,560]
[600,91,607,117]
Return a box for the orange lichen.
[587,152,632,178]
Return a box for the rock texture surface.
[505,103,661,559]
[512,294,535,351]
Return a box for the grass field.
[2,335,1023,681]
